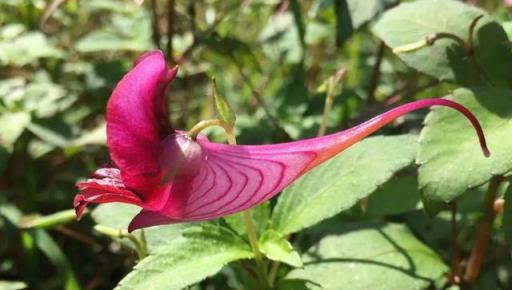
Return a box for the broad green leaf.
[115,225,253,290]
[417,88,512,208]
[259,230,302,267]
[373,0,512,87]
[0,111,30,151]
[365,173,422,217]
[286,223,448,290]
[272,134,418,235]
[0,281,27,290]
[92,203,191,251]
[223,202,270,236]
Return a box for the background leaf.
[272,134,418,235]
[286,223,448,290]
[417,89,512,210]
[114,224,253,290]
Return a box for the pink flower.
[74,50,489,232]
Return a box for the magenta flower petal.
[74,168,143,220]
[106,50,177,207]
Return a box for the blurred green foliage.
[1,0,512,289]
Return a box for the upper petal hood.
[106,50,177,206]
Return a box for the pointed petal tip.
[128,210,178,232]
[73,194,87,221]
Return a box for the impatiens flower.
[74,50,489,232]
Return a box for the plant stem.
[318,67,346,137]
[268,260,281,288]
[166,0,175,64]
[188,117,269,288]
[187,119,236,144]
[226,49,290,140]
[149,0,161,49]
[463,175,503,285]
[94,225,148,260]
[367,41,385,104]
[467,15,483,86]
[243,210,269,289]
[449,202,462,285]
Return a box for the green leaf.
[417,88,512,209]
[272,134,418,235]
[259,230,302,267]
[223,202,270,236]
[0,281,27,290]
[115,225,253,290]
[91,203,191,251]
[365,173,421,217]
[0,111,31,151]
[286,223,448,290]
[373,0,512,87]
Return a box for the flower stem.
[449,202,462,285]
[463,175,503,285]
[187,119,236,144]
[94,225,147,261]
[243,210,269,289]
[188,117,269,288]
[268,260,281,288]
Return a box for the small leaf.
[286,223,448,290]
[259,230,302,268]
[114,225,253,290]
[212,78,236,126]
[417,89,512,210]
[272,134,418,235]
